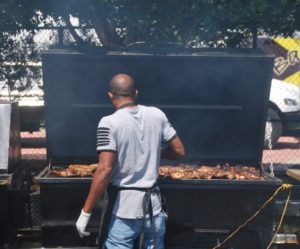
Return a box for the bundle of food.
[52,164,98,177]
[159,164,264,180]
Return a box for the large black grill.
[36,48,282,248]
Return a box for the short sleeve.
[161,112,177,143]
[96,117,116,153]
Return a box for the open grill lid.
[42,48,274,166]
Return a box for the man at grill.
[76,73,185,248]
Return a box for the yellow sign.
[273,38,300,86]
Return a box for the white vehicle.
[265,79,300,146]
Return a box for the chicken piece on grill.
[89,164,98,171]
[196,166,220,179]
[159,165,174,178]
[52,163,98,177]
[224,170,236,180]
[182,169,197,179]
[235,173,247,180]
[170,165,187,173]
[220,166,237,180]
[68,164,98,176]
[213,168,228,179]
[68,164,89,171]
[170,172,186,179]
[52,169,78,177]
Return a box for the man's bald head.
[109,74,136,97]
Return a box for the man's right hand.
[161,135,185,160]
[76,209,91,238]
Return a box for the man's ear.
[108,92,114,100]
[134,90,138,99]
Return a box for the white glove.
[76,209,91,238]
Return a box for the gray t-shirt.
[96,105,176,218]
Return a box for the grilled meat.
[52,169,78,177]
[159,164,264,180]
[68,164,97,176]
[52,163,98,177]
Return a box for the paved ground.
[20,131,300,166]
[21,131,46,161]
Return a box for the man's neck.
[114,98,136,110]
[116,102,137,110]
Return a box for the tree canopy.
[1,0,299,48]
[0,0,299,99]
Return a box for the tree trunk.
[94,17,122,47]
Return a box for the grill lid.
[42,48,274,165]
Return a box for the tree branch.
[123,25,137,47]
[64,15,85,45]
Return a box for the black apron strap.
[160,191,168,215]
[140,186,162,249]
[98,184,119,249]
[143,189,157,249]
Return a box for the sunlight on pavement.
[263,136,300,165]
